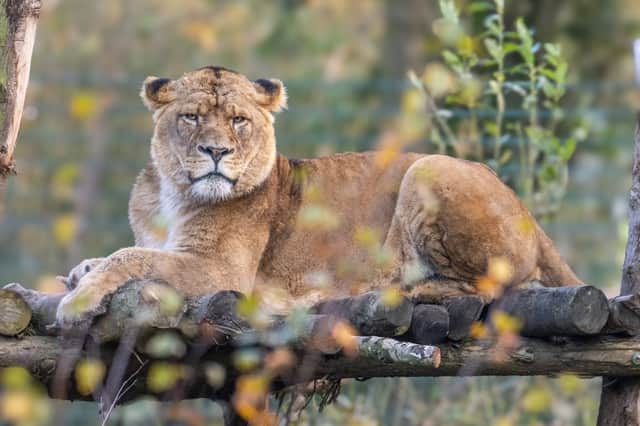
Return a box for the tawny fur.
[56,66,581,325]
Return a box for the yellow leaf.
[297,204,340,231]
[265,348,296,374]
[331,321,357,357]
[459,77,483,108]
[380,287,403,309]
[236,373,269,398]
[150,214,169,243]
[457,36,477,57]
[422,63,458,98]
[53,214,77,247]
[374,132,403,168]
[487,257,514,285]
[353,226,380,249]
[147,362,187,393]
[492,310,522,335]
[69,90,99,121]
[144,332,186,358]
[75,359,105,396]
[232,349,262,373]
[522,386,552,413]
[517,214,536,235]
[1,367,31,388]
[52,163,80,187]
[141,283,184,316]
[469,321,488,339]
[558,374,584,394]
[400,89,423,114]
[236,294,260,318]
[204,363,226,389]
[0,390,33,423]
[233,373,275,424]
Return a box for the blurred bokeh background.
[1,0,640,424]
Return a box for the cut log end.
[0,289,32,336]
[443,296,485,341]
[408,304,449,345]
[570,285,610,335]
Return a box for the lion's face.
[141,66,287,203]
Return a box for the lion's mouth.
[188,171,238,185]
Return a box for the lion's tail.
[535,223,583,286]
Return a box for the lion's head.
[140,66,287,203]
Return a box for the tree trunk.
[381,0,435,109]
[597,115,640,425]
[0,0,40,218]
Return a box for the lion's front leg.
[56,247,205,328]
[58,257,107,291]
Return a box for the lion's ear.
[253,78,287,113]
[140,76,176,111]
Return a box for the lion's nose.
[197,145,234,163]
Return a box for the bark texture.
[597,117,640,425]
[497,286,610,336]
[0,0,40,217]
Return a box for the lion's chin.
[188,177,235,203]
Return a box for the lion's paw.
[57,258,106,291]
[55,283,110,330]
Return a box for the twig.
[100,358,148,426]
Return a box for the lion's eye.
[181,113,198,124]
[232,116,247,125]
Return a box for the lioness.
[56,66,581,326]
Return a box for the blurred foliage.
[407,0,585,217]
[0,0,639,424]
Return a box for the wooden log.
[3,283,62,334]
[603,294,640,335]
[178,290,250,340]
[311,291,414,336]
[443,295,485,341]
[597,114,640,425]
[3,333,640,404]
[318,334,640,379]
[0,288,31,336]
[2,282,345,354]
[407,304,449,344]
[354,336,440,367]
[238,314,343,355]
[495,286,609,336]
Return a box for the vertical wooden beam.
[597,116,640,425]
[0,0,41,216]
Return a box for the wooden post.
[0,0,41,217]
[597,116,640,425]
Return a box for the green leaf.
[539,164,558,183]
[469,1,494,14]
[503,42,521,54]
[544,43,560,57]
[559,138,577,161]
[498,149,512,165]
[439,0,460,24]
[484,38,501,61]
